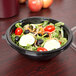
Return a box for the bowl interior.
[11,17,68,40]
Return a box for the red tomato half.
[44,25,55,32]
[37,47,48,52]
[28,0,43,12]
[15,28,23,35]
[59,40,62,44]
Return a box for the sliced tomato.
[37,47,48,52]
[59,40,62,44]
[15,28,23,35]
[44,25,55,32]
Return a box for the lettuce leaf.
[60,37,67,46]
[42,20,49,27]
[55,22,64,26]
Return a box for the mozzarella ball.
[44,39,61,51]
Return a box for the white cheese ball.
[44,39,61,51]
[19,34,35,46]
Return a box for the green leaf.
[35,25,39,29]
[51,31,59,38]
[55,26,61,32]
[55,22,64,27]
[42,20,49,27]
[32,46,37,51]
[15,23,23,29]
[19,33,24,37]
[60,37,67,46]
[11,33,16,42]
[61,27,64,37]
[49,23,54,25]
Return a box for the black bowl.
[3,17,73,60]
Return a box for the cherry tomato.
[59,40,62,44]
[15,28,23,35]
[44,25,55,32]
[37,47,48,52]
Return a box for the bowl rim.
[5,16,73,54]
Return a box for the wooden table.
[0,0,76,76]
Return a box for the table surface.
[0,0,76,76]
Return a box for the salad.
[11,20,67,52]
